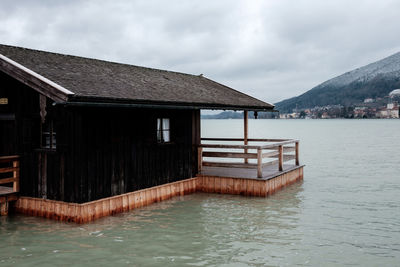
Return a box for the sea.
[0,119,399,266]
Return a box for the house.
[378,102,399,118]
[0,44,303,222]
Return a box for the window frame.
[41,119,57,150]
[157,118,171,144]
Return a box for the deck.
[195,138,304,196]
[198,138,300,178]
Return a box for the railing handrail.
[0,155,20,163]
[201,138,290,142]
[198,138,300,178]
[199,139,299,150]
[0,155,20,193]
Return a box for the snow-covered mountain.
[275,51,400,113]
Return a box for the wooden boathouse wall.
[0,71,201,204]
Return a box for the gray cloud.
[1,0,400,104]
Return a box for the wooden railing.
[198,138,299,178]
[0,155,20,193]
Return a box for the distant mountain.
[275,51,400,113]
[201,111,243,119]
[201,111,277,119]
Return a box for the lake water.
[1,119,399,266]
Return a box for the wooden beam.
[202,151,257,159]
[0,177,17,185]
[198,147,203,173]
[278,145,283,171]
[202,161,257,169]
[283,147,296,152]
[262,159,279,167]
[0,167,19,174]
[295,142,299,166]
[257,148,262,178]
[0,155,19,163]
[13,160,20,192]
[199,144,260,149]
[244,110,248,164]
[262,151,280,158]
[201,138,290,142]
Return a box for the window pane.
[162,118,169,130]
[44,134,50,148]
[157,130,162,142]
[163,130,170,142]
[157,118,161,131]
[52,133,56,148]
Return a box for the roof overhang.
[0,54,74,102]
[59,95,275,112]
[0,51,275,112]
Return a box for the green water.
[1,119,399,266]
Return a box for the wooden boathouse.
[0,44,303,222]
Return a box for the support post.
[295,142,299,166]
[13,159,19,192]
[244,110,248,164]
[257,148,262,178]
[278,145,283,171]
[198,147,203,173]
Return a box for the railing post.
[278,145,283,171]
[295,142,299,166]
[13,159,20,192]
[198,147,203,173]
[257,148,262,178]
[244,110,248,164]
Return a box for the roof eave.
[61,96,275,112]
[0,54,74,102]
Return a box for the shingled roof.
[0,44,274,111]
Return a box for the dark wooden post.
[198,147,203,173]
[13,159,19,192]
[257,148,262,178]
[244,110,248,164]
[278,145,283,171]
[295,142,299,166]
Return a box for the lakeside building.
[378,102,399,118]
[0,44,303,221]
[279,96,399,119]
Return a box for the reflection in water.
[195,183,304,266]
[1,120,400,266]
[0,185,304,266]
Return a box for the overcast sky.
[1,0,400,104]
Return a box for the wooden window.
[157,118,170,143]
[0,98,8,105]
[42,119,56,149]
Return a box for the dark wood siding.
[0,71,40,196]
[1,71,201,203]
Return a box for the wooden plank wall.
[1,71,200,203]
[197,167,303,197]
[12,167,303,223]
[14,177,198,223]
[61,107,196,203]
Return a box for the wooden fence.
[0,155,20,193]
[198,138,299,178]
